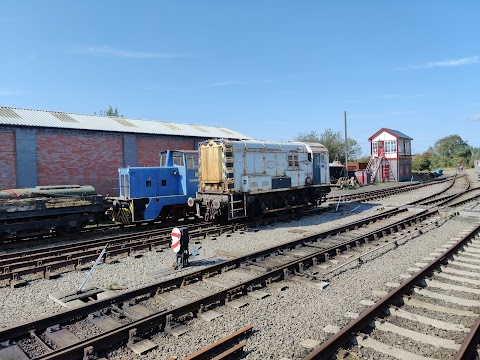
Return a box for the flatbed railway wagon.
[190,139,331,220]
[0,185,105,239]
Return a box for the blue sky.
[1,1,479,156]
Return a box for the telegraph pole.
[344,111,348,177]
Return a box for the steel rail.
[0,224,244,284]
[454,316,480,360]
[182,325,253,360]
[302,222,480,360]
[326,176,452,202]
[22,209,441,360]
[0,206,411,342]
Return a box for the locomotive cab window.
[162,179,167,186]
[173,153,184,166]
[145,180,152,187]
[159,153,167,167]
[186,154,199,170]
[288,154,299,167]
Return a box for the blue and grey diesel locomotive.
[110,150,200,224]
[189,139,331,220]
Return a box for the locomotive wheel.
[276,198,290,217]
[251,201,266,221]
[294,196,310,213]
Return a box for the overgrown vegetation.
[412,134,478,171]
[294,129,361,164]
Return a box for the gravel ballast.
[1,170,478,359]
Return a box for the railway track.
[326,176,453,203]
[0,204,458,359]
[2,172,480,358]
[303,221,480,360]
[2,174,454,251]
[0,222,246,288]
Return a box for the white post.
[336,195,342,212]
[78,244,108,293]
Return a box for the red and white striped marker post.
[171,227,181,253]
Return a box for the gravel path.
[1,169,478,360]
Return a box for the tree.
[412,148,434,171]
[469,147,480,168]
[95,105,123,117]
[294,129,362,163]
[432,135,471,168]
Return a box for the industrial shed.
[0,106,250,195]
[365,128,413,182]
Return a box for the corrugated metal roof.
[0,106,251,139]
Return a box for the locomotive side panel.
[195,139,330,220]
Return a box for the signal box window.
[385,140,396,153]
[288,154,299,167]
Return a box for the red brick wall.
[36,131,123,195]
[0,131,16,189]
[137,136,195,166]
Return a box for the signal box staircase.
[365,152,396,182]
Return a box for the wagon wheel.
[56,225,83,237]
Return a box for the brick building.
[365,128,413,182]
[0,107,250,195]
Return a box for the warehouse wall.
[36,130,124,196]
[0,130,16,189]
[136,135,195,166]
[0,127,200,195]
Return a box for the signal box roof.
[368,128,413,141]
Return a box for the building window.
[372,142,378,155]
[405,166,410,175]
[288,154,299,167]
[385,140,396,153]
[186,154,199,170]
[399,165,404,175]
